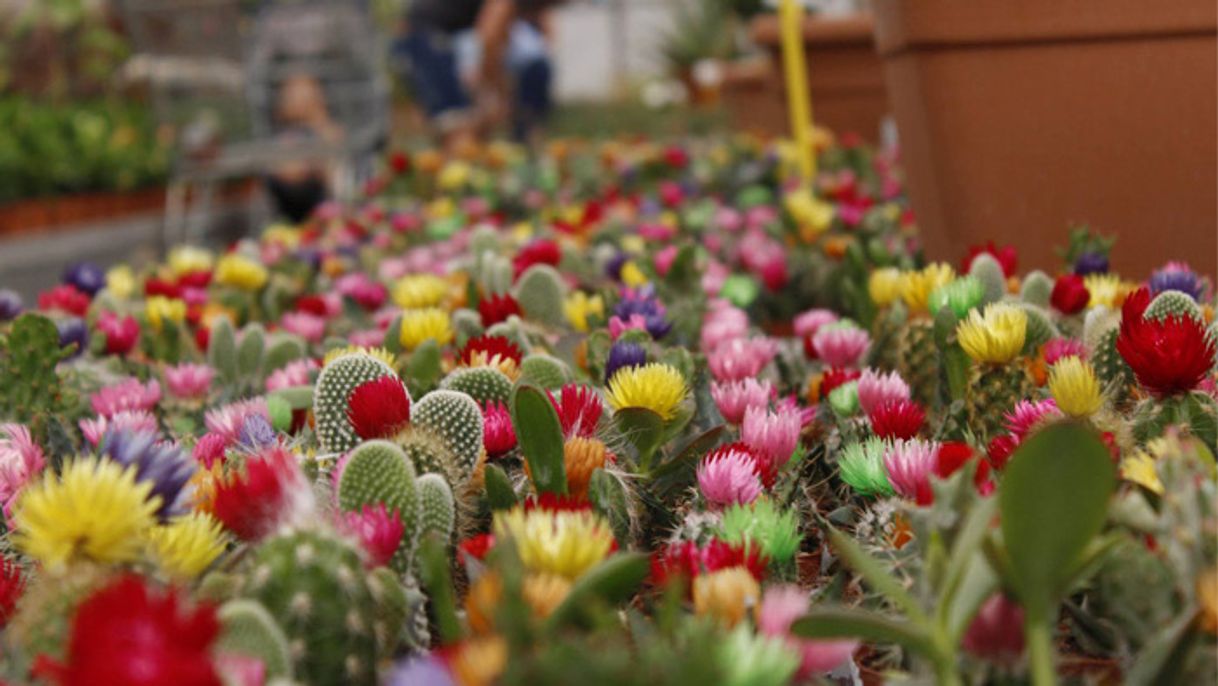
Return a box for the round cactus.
[314,352,398,454]
[336,440,421,568]
[367,566,410,658]
[216,599,293,680]
[7,564,113,662]
[485,316,531,352]
[514,264,567,326]
[1145,290,1204,323]
[968,253,1007,305]
[519,353,569,389]
[1020,270,1054,307]
[417,473,455,544]
[1019,304,1059,354]
[440,365,513,405]
[241,529,382,686]
[451,308,484,348]
[397,427,464,489]
[411,390,484,481]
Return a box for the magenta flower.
[96,311,140,356]
[699,302,750,353]
[697,443,762,508]
[164,363,214,400]
[757,585,858,676]
[0,423,46,520]
[711,378,773,425]
[883,439,941,506]
[205,398,270,443]
[654,245,679,277]
[483,401,517,458]
[266,359,318,392]
[1042,337,1087,366]
[793,308,839,340]
[707,337,777,382]
[192,432,229,468]
[1003,399,1062,440]
[79,410,158,447]
[742,405,802,487]
[280,312,326,344]
[856,369,911,416]
[962,594,1026,664]
[775,394,816,429]
[342,503,405,569]
[348,329,385,348]
[608,314,649,341]
[90,378,161,418]
[812,326,871,368]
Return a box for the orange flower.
[562,437,608,500]
[464,572,502,636]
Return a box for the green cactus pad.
[1020,270,1054,307]
[417,473,455,544]
[411,390,484,481]
[519,353,569,389]
[397,427,464,489]
[514,264,568,327]
[968,253,1007,305]
[313,352,398,454]
[1145,290,1204,323]
[216,599,294,679]
[336,440,421,567]
[1020,304,1059,354]
[440,365,513,406]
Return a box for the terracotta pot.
[751,12,892,143]
[719,58,789,135]
[0,187,166,235]
[873,0,1218,277]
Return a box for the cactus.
[336,440,421,570]
[7,564,113,662]
[1020,270,1054,307]
[485,316,531,353]
[216,599,293,680]
[397,426,464,489]
[451,308,484,348]
[367,566,410,658]
[897,318,939,409]
[208,317,240,384]
[314,352,398,454]
[0,313,77,446]
[966,363,1035,442]
[1093,327,1135,406]
[411,390,484,482]
[519,353,569,389]
[238,324,266,379]
[240,529,382,685]
[968,253,1007,305]
[417,473,455,544]
[440,366,513,406]
[867,303,906,372]
[399,572,431,654]
[264,334,308,375]
[1020,304,1059,355]
[514,264,567,327]
[1145,290,1203,323]
[469,226,500,260]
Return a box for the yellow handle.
[779,0,816,185]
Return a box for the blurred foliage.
[0,0,129,101]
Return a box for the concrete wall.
[551,0,673,101]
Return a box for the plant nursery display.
[0,135,1214,686]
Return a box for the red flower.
[177,271,212,290]
[460,335,523,367]
[389,151,410,174]
[33,574,221,686]
[936,441,994,495]
[194,325,211,352]
[1116,287,1216,396]
[868,399,925,440]
[38,285,90,317]
[144,277,182,300]
[210,447,302,541]
[820,368,862,399]
[523,492,592,514]
[512,240,561,279]
[459,533,495,563]
[341,504,404,569]
[0,556,25,628]
[548,384,603,439]
[97,311,140,356]
[962,242,1018,277]
[347,375,411,440]
[482,401,517,457]
[650,539,767,590]
[295,295,330,317]
[478,292,521,327]
[1050,274,1090,314]
[662,145,689,169]
[987,434,1018,471]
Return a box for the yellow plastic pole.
[779,0,816,185]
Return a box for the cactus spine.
[314,352,398,454]
[440,366,513,405]
[411,390,484,483]
[336,440,421,570]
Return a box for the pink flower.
[608,314,648,341]
[757,585,857,676]
[96,311,140,356]
[164,363,214,400]
[775,394,816,429]
[483,401,517,458]
[0,424,46,520]
[710,378,773,425]
[336,274,387,311]
[342,503,405,568]
[701,260,729,296]
[742,405,802,487]
[793,309,839,339]
[91,378,161,418]
[699,301,750,353]
[654,245,679,277]
[265,359,319,392]
[79,410,158,447]
[193,432,229,468]
[1042,337,1087,366]
[1003,399,1062,440]
[697,444,762,508]
[883,439,941,506]
[348,329,386,348]
[812,326,870,368]
[856,369,911,416]
[715,207,743,232]
[205,398,270,443]
[707,337,777,382]
[962,594,1026,663]
[280,312,326,344]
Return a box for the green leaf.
[791,607,936,657]
[237,324,265,379]
[511,385,567,495]
[268,385,313,410]
[939,495,998,623]
[483,463,518,511]
[1000,422,1116,620]
[614,407,666,469]
[588,468,630,543]
[416,533,462,644]
[826,525,931,628]
[403,339,441,398]
[545,553,650,630]
[383,314,404,355]
[1123,607,1200,686]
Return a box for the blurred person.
[265,74,344,224]
[396,0,562,148]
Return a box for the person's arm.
[474,0,515,90]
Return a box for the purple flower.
[1149,262,1210,302]
[99,429,196,520]
[385,656,454,686]
[1073,251,1108,276]
[0,290,23,321]
[56,318,89,358]
[605,341,647,382]
[238,414,278,450]
[613,287,672,339]
[63,261,106,296]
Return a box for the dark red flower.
[347,375,412,440]
[802,334,819,360]
[482,401,517,457]
[1050,274,1090,315]
[986,434,1018,471]
[478,292,521,327]
[459,533,496,563]
[702,539,767,581]
[460,335,523,367]
[389,151,410,174]
[1116,287,1216,396]
[177,271,212,290]
[934,441,974,479]
[650,539,768,590]
[0,556,25,628]
[295,295,330,317]
[820,368,862,399]
[523,492,592,514]
[210,447,302,541]
[512,240,561,279]
[38,284,90,317]
[962,242,1018,277]
[868,399,925,440]
[662,145,689,169]
[33,574,221,686]
[194,325,210,352]
[144,277,182,300]
[548,384,603,439]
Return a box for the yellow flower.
[105,265,135,299]
[522,573,572,620]
[692,567,760,627]
[145,295,186,331]
[1119,450,1163,494]
[168,246,214,276]
[899,263,955,314]
[427,197,456,219]
[956,303,1028,364]
[868,267,901,307]
[13,457,158,569]
[564,291,604,333]
[438,161,472,190]
[620,261,648,288]
[398,308,453,350]
[606,363,688,421]
[262,224,302,247]
[147,512,226,579]
[1084,274,1132,308]
[785,188,834,242]
[215,254,268,291]
[493,507,614,580]
[392,274,449,309]
[621,235,645,255]
[1048,356,1103,417]
[323,345,398,369]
